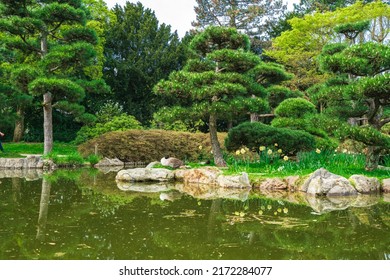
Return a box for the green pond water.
[0,168,389,260]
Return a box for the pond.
[0,168,389,260]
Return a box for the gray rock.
[95,157,124,167]
[183,167,222,185]
[173,169,187,181]
[216,172,251,188]
[382,178,390,193]
[349,175,380,193]
[116,168,174,182]
[301,168,358,196]
[146,161,160,168]
[256,178,288,190]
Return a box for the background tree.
[192,0,286,52]
[154,26,270,166]
[103,2,187,124]
[267,0,390,90]
[315,23,390,170]
[293,0,377,13]
[0,0,107,153]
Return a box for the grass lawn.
[0,142,78,158]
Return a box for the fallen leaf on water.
[77,244,92,249]
[54,252,66,257]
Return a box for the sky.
[103,0,299,37]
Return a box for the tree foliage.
[103,2,187,124]
[312,25,390,170]
[0,0,108,153]
[192,0,287,53]
[267,0,390,90]
[225,121,316,154]
[154,26,271,166]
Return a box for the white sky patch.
[104,0,300,37]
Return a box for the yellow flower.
[283,208,288,214]
[274,143,278,147]
[235,150,240,155]
[198,145,203,150]
[259,146,266,151]
[240,148,246,154]
[267,149,273,155]
[274,211,278,215]
[239,212,245,217]
[258,210,263,215]
[283,155,289,161]
[234,211,240,216]
[277,149,282,154]
[277,208,282,213]
[267,205,272,210]
[316,148,321,154]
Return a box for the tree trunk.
[41,31,53,155]
[250,112,259,122]
[13,105,24,142]
[365,146,380,171]
[209,113,227,167]
[43,92,53,155]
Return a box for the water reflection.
[0,169,389,260]
[0,169,43,180]
[36,178,51,241]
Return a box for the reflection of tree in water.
[36,178,51,241]
[1,169,390,260]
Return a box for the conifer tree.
[192,0,286,41]
[316,22,390,170]
[0,0,107,153]
[154,26,270,166]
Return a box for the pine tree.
[0,0,107,153]
[316,22,390,170]
[154,26,270,166]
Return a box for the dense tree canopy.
[192,0,287,52]
[267,0,390,90]
[0,0,108,153]
[103,2,187,124]
[154,26,270,166]
[313,23,390,170]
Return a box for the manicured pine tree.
[317,22,390,170]
[0,0,106,154]
[154,26,270,167]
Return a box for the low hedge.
[225,122,315,154]
[78,129,226,163]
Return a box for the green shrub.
[86,154,102,165]
[274,98,316,118]
[271,117,328,138]
[225,122,315,154]
[267,86,303,109]
[74,114,142,144]
[78,129,227,163]
[271,116,339,151]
